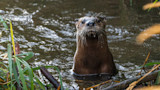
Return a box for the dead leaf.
[143,2,160,10]
[135,86,160,90]
[136,24,160,44]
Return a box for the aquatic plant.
[0,16,64,90]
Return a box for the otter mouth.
[86,31,98,39]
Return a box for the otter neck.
[85,37,99,47]
[78,36,109,49]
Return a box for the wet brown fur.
[73,16,117,75]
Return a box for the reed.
[0,16,64,89]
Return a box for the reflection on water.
[0,0,160,89]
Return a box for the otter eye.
[81,20,86,24]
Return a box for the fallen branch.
[40,67,60,89]
[104,70,160,90]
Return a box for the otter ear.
[103,18,107,25]
[100,17,107,23]
[98,16,107,24]
[103,17,107,22]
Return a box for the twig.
[2,53,8,60]
[137,52,150,75]
[86,80,111,90]
[126,64,160,90]
[0,81,10,85]
[104,70,160,90]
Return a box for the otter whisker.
[76,30,87,46]
[97,30,106,46]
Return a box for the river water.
[0,0,160,89]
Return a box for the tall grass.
[0,17,64,89]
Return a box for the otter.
[73,16,117,78]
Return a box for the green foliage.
[154,0,159,3]
[130,0,132,6]
[0,16,8,30]
[144,62,160,67]
[155,71,160,85]
[15,57,28,90]
[16,52,34,61]
[147,0,159,11]
[144,62,160,86]
[32,66,64,90]
[0,16,63,89]
[7,43,13,90]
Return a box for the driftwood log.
[104,70,160,90]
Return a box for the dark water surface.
[0,0,160,89]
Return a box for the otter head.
[75,16,107,46]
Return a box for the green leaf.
[0,76,6,82]
[0,62,8,69]
[7,43,13,89]
[144,62,160,67]
[22,67,28,74]
[155,71,160,85]
[54,67,64,90]
[0,67,8,77]
[0,16,8,30]
[2,21,9,30]
[16,52,34,61]
[32,66,64,90]
[12,62,21,88]
[34,75,45,89]
[148,0,159,11]
[130,0,132,6]
[15,57,27,90]
[16,57,34,90]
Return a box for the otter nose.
[86,21,95,27]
